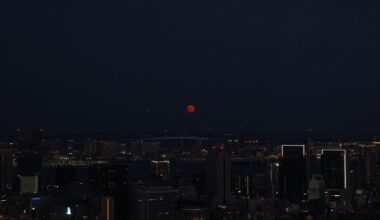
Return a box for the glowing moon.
[186,104,196,113]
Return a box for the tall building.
[16,129,43,195]
[88,163,129,219]
[351,144,378,190]
[231,158,270,198]
[321,149,347,190]
[279,145,307,203]
[207,144,236,210]
[268,161,280,199]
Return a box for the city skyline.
[2,129,380,219]
[1,0,380,219]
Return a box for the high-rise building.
[279,145,307,203]
[321,149,347,190]
[207,144,236,210]
[88,163,129,219]
[16,129,43,195]
[269,161,280,199]
[231,158,270,198]
[351,144,378,190]
[16,129,43,174]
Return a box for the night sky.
[1,0,380,132]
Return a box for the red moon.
[186,104,196,113]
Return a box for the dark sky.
[1,0,380,132]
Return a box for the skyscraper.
[207,144,236,210]
[321,149,347,190]
[88,163,129,219]
[279,145,307,203]
[16,129,43,195]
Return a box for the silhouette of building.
[279,145,307,203]
[16,129,43,195]
[321,149,347,190]
[88,163,129,219]
[207,144,236,211]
